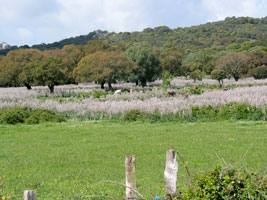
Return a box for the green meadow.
[0,121,266,199]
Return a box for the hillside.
[106,16,267,50]
[26,16,267,50]
[0,16,266,56]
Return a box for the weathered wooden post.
[125,155,136,200]
[24,190,37,200]
[164,149,178,195]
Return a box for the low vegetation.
[181,165,266,199]
[0,79,266,123]
[0,107,65,124]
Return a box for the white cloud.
[17,27,33,41]
[0,0,266,46]
[55,0,148,32]
[98,0,148,31]
[201,0,267,20]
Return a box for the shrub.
[181,166,267,200]
[0,107,66,125]
[192,105,218,119]
[0,107,30,124]
[189,87,202,95]
[190,70,204,82]
[211,69,227,87]
[123,110,146,121]
[92,90,109,98]
[252,65,267,79]
[192,103,264,121]
[25,109,66,124]
[218,102,264,120]
[147,111,162,123]
[161,71,174,89]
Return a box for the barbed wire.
[8,194,159,200]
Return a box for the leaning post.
[164,149,178,196]
[125,155,137,200]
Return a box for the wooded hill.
[1,16,266,91]
[1,16,266,55]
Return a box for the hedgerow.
[0,107,66,125]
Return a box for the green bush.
[189,87,202,95]
[123,110,146,121]
[25,109,66,124]
[218,102,264,120]
[252,65,267,79]
[192,105,218,119]
[0,107,66,125]
[147,111,162,123]
[181,166,267,200]
[192,103,264,121]
[92,90,109,98]
[0,107,30,124]
[120,103,265,123]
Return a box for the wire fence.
[2,150,178,200]
[7,194,161,200]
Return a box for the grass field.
[0,121,266,199]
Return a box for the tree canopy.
[74,51,136,89]
[215,52,248,81]
[32,56,66,93]
[159,47,183,76]
[124,45,161,87]
[0,49,43,88]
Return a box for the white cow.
[114,90,122,95]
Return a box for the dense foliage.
[0,107,65,124]
[124,45,161,86]
[74,51,136,89]
[181,166,267,200]
[121,102,266,122]
[2,16,265,54]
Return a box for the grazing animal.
[183,93,189,98]
[194,85,198,89]
[114,89,122,95]
[168,92,176,97]
[130,88,134,93]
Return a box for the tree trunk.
[233,75,239,81]
[135,80,138,86]
[100,82,105,89]
[108,82,113,91]
[220,79,224,87]
[24,83,32,90]
[48,84,54,93]
[141,80,146,87]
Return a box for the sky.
[0,0,266,46]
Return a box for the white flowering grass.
[170,77,267,87]
[1,81,266,116]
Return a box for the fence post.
[125,155,136,200]
[24,190,37,200]
[164,149,178,195]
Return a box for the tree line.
[0,40,266,92]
